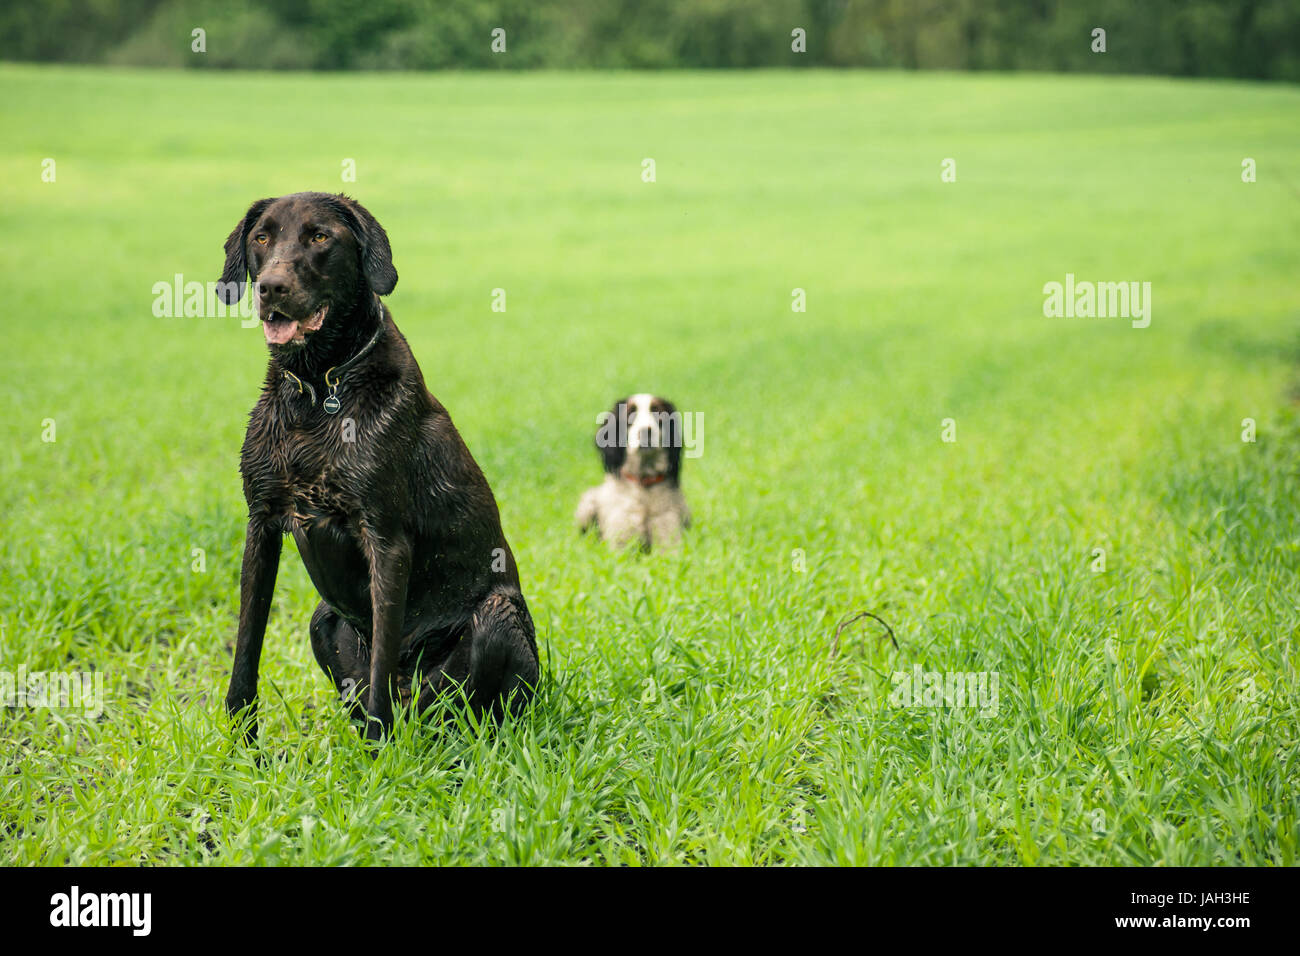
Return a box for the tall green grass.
[1,65,1296,864]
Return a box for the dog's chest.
[607,480,678,533]
[268,424,359,526]
[617,484,655,526]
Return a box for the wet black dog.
[217,192,539,743]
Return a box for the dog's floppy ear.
[334,195,398,296]
[660,398,684,486]
[596,397,630,474]
[218,198,273,305]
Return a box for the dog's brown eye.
[312,232,328,243]
[254,234,268,245]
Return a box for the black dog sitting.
[217,192,539,743]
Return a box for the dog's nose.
[257,274,290,300]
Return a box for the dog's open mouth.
[263,304,328,346]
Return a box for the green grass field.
[2,63,1297,865]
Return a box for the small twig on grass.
[830,610,898,660]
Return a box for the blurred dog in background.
[577,394,690,551]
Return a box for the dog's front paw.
[359,692,394,750]
[224,690,259,744]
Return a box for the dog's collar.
[624,472,667,487]
[280,307,386,415]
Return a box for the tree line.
[4,0,1296,80]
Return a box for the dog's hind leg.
[309,602,371,720]
[417,588,539,720]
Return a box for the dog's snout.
[637,426,654,447]
[258,274,291,300]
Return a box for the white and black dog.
[577,394,690,550]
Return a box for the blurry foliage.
[2,0,1297,79]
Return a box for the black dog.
[217,192,539,743]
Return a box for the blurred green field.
[1,63,1298,865]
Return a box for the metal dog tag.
[323,393,342,414]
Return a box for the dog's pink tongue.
[263,317,299,345]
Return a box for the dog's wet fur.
[218,192,539,743]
